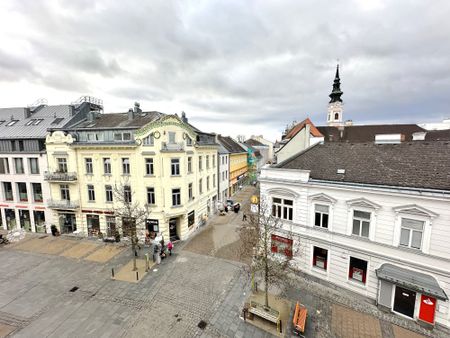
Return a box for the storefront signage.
[146,219,159,232]
[419,295,436,324]
[250,195,259,204]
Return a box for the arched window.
[334,113,339,120]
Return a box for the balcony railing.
[47,199,79,209]
[161,142,184,152]
[44,171,77,182]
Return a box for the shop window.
[122,217,136,237]
[271,234,293,258]
[314,204,329,228]
[33,210,46,233]
[348,257,368,284]
[313,246,328,270]
[399,218,424,250]
[106,216,116,237]
[272,197,293,221]
[352,210,370,238]
[188,211,195,228]
[87,214,100,236]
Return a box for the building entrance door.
[393,286,416,318]
[169,218,179,241]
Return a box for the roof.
[285,118,323,139]
[275,141,450,191]
[425,129,450,141]
[317,124,425,143]
[376,263,447,300]
[245,138,267,147]
[0,105,74,139]
[218,135,246,153]
[71,111,163,129]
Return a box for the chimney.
[181,111,188,123]
[338,125,345,140]
[133,102,141,114]
[24,108,31,119]
[69,105,75,116]
[344,120,353,126]
[128,108,134,120]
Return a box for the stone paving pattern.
[0,186,447,337]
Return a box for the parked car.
[226,199,234,207]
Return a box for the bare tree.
[238,196,298,309]
[110,181,149,271]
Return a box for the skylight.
[51,117,64,125]
[6,120,18,126]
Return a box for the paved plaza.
[0,186,445,337]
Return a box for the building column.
[14,208,21,230]
[29,209,36,233]
[0,208,6,230]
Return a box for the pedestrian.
[242,213,247,221]
[167,241,173,256]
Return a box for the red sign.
[419,295,436,324]
[271,234,293,258]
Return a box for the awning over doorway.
[376,263,448,300]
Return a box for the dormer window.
[143,134,154,145]
[6,120,18,126]
[168,132,176,144]
[123,133,131,141]
[51,117,64,125]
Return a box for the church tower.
[327,64,344,126]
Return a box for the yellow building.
[45,107,218,241]
[217,136,248,195]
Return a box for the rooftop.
[275,141,450,191]
[68,111,163,129]
[285,118,324,139]
[218,135,246,153]
[245,138,267,147]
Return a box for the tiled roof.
[245,139,266,147]
[72,111,163,129]
[0,105,73,139]
[425,129,450,141]
[317,124,425,143]
[275,141,450,191]
[285,118,324,139]
[218,135,246,153]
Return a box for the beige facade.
[45,115,218,241]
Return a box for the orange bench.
[292,301,307,336]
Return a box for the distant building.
[217,135,248,195]
[249,135,275,162]
[217,143,229,203]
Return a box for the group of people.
[152,237,173,264]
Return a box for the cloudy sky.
[1,0,450,141]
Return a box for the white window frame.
[271,197,294,221]
[145,158,154,176]
[311,244,329,275]
[346,198,380,241]
[392,205,436,254]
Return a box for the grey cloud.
[0,49,40,81]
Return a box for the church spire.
[329,63,343,103]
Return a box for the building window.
[188,183,193,200]
[314,204,329,228]
[106,216,116,237]
[348,257,368,284]
[105,185,113,202]
[32,183,43,202]
[17,182,27,201]
[168,132,176,144]
[206,155,210,169]
[145,158,154,175]
[352,210,370,238]
[199,156,202,171]
[87,214,100,236]
[186,136,192,146]
[29,158,39,174]
[103,158,111,174]
[0,158,9,174]
[188,211,195,227]
[3,182,13,200]
[124,185,132,203]
[199,179,203,194]
[87,184,95,201]
[143,134,154,145]
[14,158,24,174]
[85,158,93,174]
[123,132,131,141]
[172,188,181,206]
[187,157,192,173]
[114,133,122,141]
[147,187,155,205]
[271,234,293,258]
[213,174,216,188]
[19,140,24,151]
[272,197,293,221]
[11,141,16,151]
[399,218,424,250]
[57,158,68,173]
[207,176,210,191]
[212,155,216,167]
[313,246,328,270]
[122,158,130,175]
[171,158,180,176]
[60,184,70,200]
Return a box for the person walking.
[242,213,247,221]
[167,241,173,256]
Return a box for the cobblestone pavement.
[0,186,446,338]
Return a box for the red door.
[419,295,436,324]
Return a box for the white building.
[0,98,101,233]
[218,144,229,203]
[260,141,450,329]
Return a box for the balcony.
[44,171,77,182]
[161,142,184,152]
[47,199,79,209]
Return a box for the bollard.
[136,271,139,281]
[111,268,115,278]
[145,253,149,272]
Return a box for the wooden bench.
[248,301,281,331]
[292,301,307,336]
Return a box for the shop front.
[59,212,77,234]
[271,234,293,258]
[5,208,16,230]
[376,263,447,326]
[19,209,31,232]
